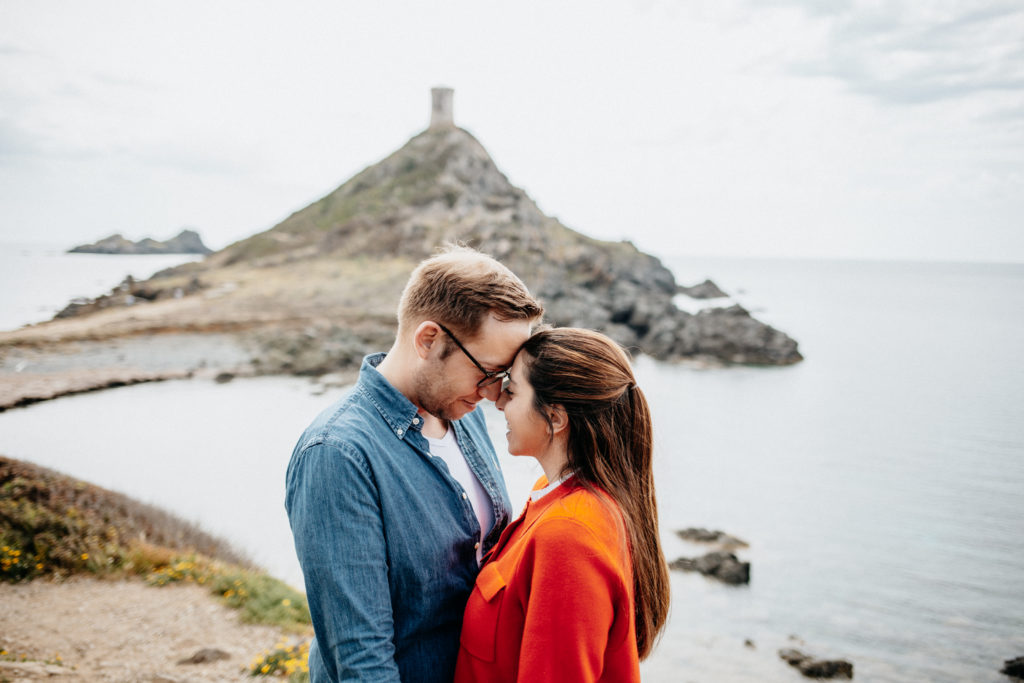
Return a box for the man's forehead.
[471,318,531,367]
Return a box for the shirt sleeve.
[285,441,401,682]
[515,517,630,682]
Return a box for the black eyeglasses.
[436,323,509,389]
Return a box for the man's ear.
[548,405,569,437]
[412,321,442,360]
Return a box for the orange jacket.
[454,476,640,683]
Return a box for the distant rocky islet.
[68,229,212,255]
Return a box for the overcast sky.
[2,1,1022,262]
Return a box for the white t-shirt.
[426,426,495,564]
[530,471,574,501]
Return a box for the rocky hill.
[189,99,800,366]
[0,90,800,409]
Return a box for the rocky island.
[0,88,801,411]
[69,229,212,255]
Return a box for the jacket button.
[461,493,468,500]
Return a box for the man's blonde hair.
[397,245,543,339]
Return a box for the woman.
[454,327,670,682]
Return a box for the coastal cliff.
[0,90,800,409]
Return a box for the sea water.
[0,246,1021,682]
[0,241,202,331]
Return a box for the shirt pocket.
[460,562,507,662]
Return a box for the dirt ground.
[0,575,301,682]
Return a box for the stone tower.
[430,87,454,129]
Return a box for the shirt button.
[474,542,480,549]
[461,493,468,500]
[412,417,420,425]
[396,428,404,436]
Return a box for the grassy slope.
[0,455,309,632]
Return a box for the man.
[285,246,544,682]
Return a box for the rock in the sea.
[779,648,854,679]
[669,550,750,585]
[69,229,212,255]
[689,304,801,365]
[678,279,728,299]
[1002,656,1024,679]
[676,527,749,549]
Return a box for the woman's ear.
[412,321,442,360]
[548,405,569,437]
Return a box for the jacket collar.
[481,474,581,566]
[522,474,580,525]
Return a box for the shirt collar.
[529,471,575,502]
[356,352,425,441]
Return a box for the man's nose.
[478,381,502,403]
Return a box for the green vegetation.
[0,456,247,581]
[147,556,309,631]
[0,456,311,634]
[217,129,459,268]
[249,640,310,680]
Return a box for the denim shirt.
[285,353,513,682]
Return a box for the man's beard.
[413,363,464,422]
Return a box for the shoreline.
[0,331,258,413]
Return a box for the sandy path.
[0,576,300,681]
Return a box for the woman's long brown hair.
[519,327,670,659]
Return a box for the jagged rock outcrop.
[779,649,854,679]
[678,279,728,299]
[54,274,207,319]
[669,551,751,585]
[1002,657,1024,679]
[675,527,749,549]
[69,229,212,255]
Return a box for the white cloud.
[776,1,1024,105]
[0,0,1021,261]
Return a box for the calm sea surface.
[1,244,1021,682]
[0,241,201,330]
